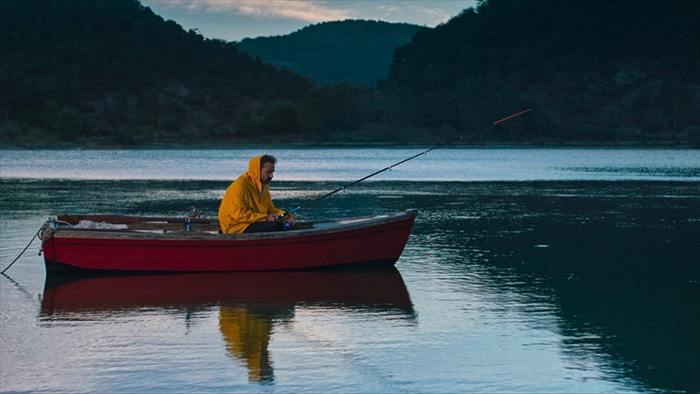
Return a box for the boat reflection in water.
[40,267,415,383]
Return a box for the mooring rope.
[1,229,41,275]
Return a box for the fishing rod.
[284,109,532,215]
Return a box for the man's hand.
[286,214,296,225]
[273,213,296,225]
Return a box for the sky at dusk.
[141,0,479,42]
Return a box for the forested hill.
[380,0,700,144]
[239,20,422,86]
[1,0,698,147]
[0,0,312,146]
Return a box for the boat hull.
[41,210,416,273]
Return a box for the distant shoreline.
[1,140,697,150]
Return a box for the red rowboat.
[40,209,417,273]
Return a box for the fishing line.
[284,109,533,215]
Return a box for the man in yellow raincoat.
[218,155,295,234]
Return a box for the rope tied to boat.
[1,218,64,275]
[0,228,42,275]
[39,226,54,241]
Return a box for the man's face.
[260,162,275,184]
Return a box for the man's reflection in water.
[219,305,293,383]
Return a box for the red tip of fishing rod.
[492,109,532,125]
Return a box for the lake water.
[1,148,699,392]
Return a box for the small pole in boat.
[284,109,533,215]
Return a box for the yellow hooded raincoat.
[218,156,285,234]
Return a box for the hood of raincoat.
[245,155,264,193]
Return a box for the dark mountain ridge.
[1,0,698,147]
[239,20,422,86]
[0,0,312,146]
[381,0,700,144]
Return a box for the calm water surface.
[1,148,699,392]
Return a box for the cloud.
[157,0,356,23]
[372,1,466,26]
